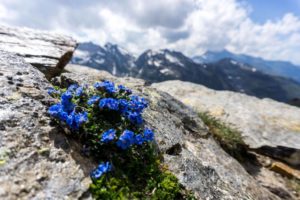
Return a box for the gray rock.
[60,71,280,200]
[152,80,300,166]
[0,25,77,79]
[0,51,91,200]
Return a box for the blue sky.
[245,0,300,23]
[0,0,300,65]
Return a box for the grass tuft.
[198,112,247,162]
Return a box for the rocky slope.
[0,25,77,79]
[153,80,300,167]
[0,51,91,199]
[0,51,281,199]
[58,70,280,200]
[0,26,297,199]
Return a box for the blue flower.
[62,102,74,113]
[116,130,135,150]
[48,104,69,121]
[143,128,154,142]
[75,111,88,126]
[99,98,119,111]
[75,86,84,97]
[128,95,148,112]
[58,110,69,121]
[88,95,101,105]
[94,80,116,93]
[61,91,73,103]
[118,99,129,113]
[67,84,79,92]
[61,91,74,112]
[90,162,112,179]
[125,111,143,125]
[47,87,60,95]
[101,129,116,143]
[134,134,144,145]
[48,104,62,117]
[118,85,132,94]
[66,112,76,128]
[66,111,88,130]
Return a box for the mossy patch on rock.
[198,112,247,161]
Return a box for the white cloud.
[0,0,300,65]
[227,13,300,64]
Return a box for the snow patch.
[230,60,238,65]
[154,60,162,67]
[112,63,117,75]
[74,50,90,60]
[118,46,130,55]
[96,51,105,56]
[95,59,105,64]
[165,53,183,66]
[160,68,171,74]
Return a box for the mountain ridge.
[71,42,300,104]
[193,49,300,83]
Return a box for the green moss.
[198,112,247,161]
[89,144,195,199]
[285,178,300,198]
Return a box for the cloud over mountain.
[0,0,300,64]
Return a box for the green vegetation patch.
[285,178,300,199]
[48,80,195,199]
[198,112,247,161]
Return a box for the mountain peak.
[104,42,132,56]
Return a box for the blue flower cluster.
[94,80,116,94]
[100,128,155,150]
[48,85,88,130]
[90,162,112,179]
[121,95,148,125]
[99,98,119,111]
[88,83,148,125]
[48,80,155,180]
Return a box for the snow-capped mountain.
[193,49,300,83]
[135,49,210,83]
[72,42,300,103]
[71,42,137,76]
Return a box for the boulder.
[58,71,280,200]
[0,51,91,199]
[152,80,300,166]
[0,25,77,79]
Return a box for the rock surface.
[152,80,300,166]
[0,45,281,199]
[0,25,77,79]
[0,51,91,199]
[58,71,280,200]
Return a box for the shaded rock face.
[59,71,279,200]
[152,80,300,166]
[0,51,91,199]
[0,25,77,79]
